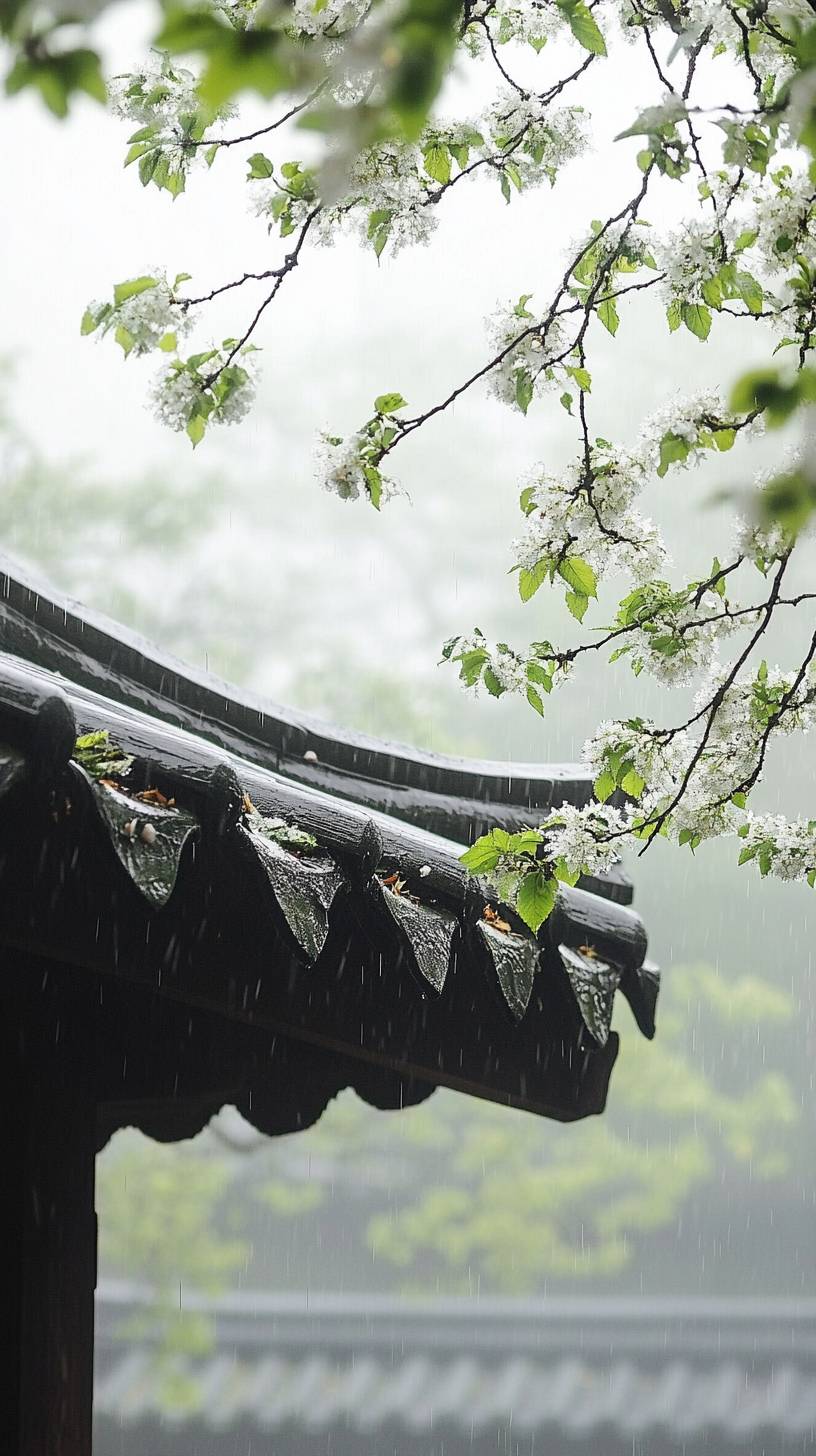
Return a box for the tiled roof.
[94,1285,816,1445]
[0,562,658,1131]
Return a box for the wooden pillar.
[1,964,97,1456]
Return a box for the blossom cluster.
[468,0,568,51]
[513,445,665,587]
[654,217,733,311]
[539,801,629,878]
[485,92,587,188]
[82,273,194,358]
[315,421,400,508]
[485,299,568,411]
[288,0,367,39]
[328,139,440,254]
[111,56,232,194]
[151,345,258,444]
[309,96,585,257]
[615,585,737,687]
[739,813,816,883]
[616,0,812,79]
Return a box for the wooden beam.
[0,976,97,1456]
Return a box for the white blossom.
[486,92,587,186]
[654,218,733,308]
[150,368,204,432]
[635,389,757,475]
[315,431,398,503]
[734,512,791,572]
[513,447,665,584]
[754,170,816,274]
[289,0,367,38]
[632,599,727,685]
[481,0,566,48]
[491,646,530,694]
[113,276,193,356]
[583,718,691,802]
[486,301,568,410]
[541,801,631,877]
[741,812,816,881]
[321,139,439,253]
[216,372,255,425]
[110,58,233,189]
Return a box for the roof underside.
[0,562,658,1138]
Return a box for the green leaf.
[566,364,592,391]
[113,276,158,306]
[734,269,763,315]
[423,142,451,185]
[114,323,135,356]
[363,464,383,509]
[516,871,557,933]
[681,302,712,340]
[565,590,589,622]
[483,666,503,697]
[594,770,616,803]
[563,1,607,56]
[713,427,736,451]
[460,839,501,874]
[158,331,177,352]
[657,431,691,477]
[374,392,407,415]
[186,414,206,447]
[515,370,534,414]
[666,299,682,332]
[526,661,553,691]
[367,208,393,258]
[124,141,152,167]
[701,275,724,310]
[620,767,646,798]
[597,297,619,336]
[80,308,98,336]
[557,557,597,598]
[518,559,549,602]
[246,151,274,179]
[526,685,545,716]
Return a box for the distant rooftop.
[94,1283,816,1453]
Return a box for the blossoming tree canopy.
[5,0,816,932]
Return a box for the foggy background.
[2,5,814,1448]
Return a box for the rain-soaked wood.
[0,772,617,1123]
[0,652,646,970]
[0,974,97,1456]
[0,566,609,843]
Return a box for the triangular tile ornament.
[241,826,346,963]
[0,745,26,800]
[475,918,538,1021]
[620,960,660,1039]
[378,882,457,993]
[558,944,622,1046]
[75,765,199,908]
